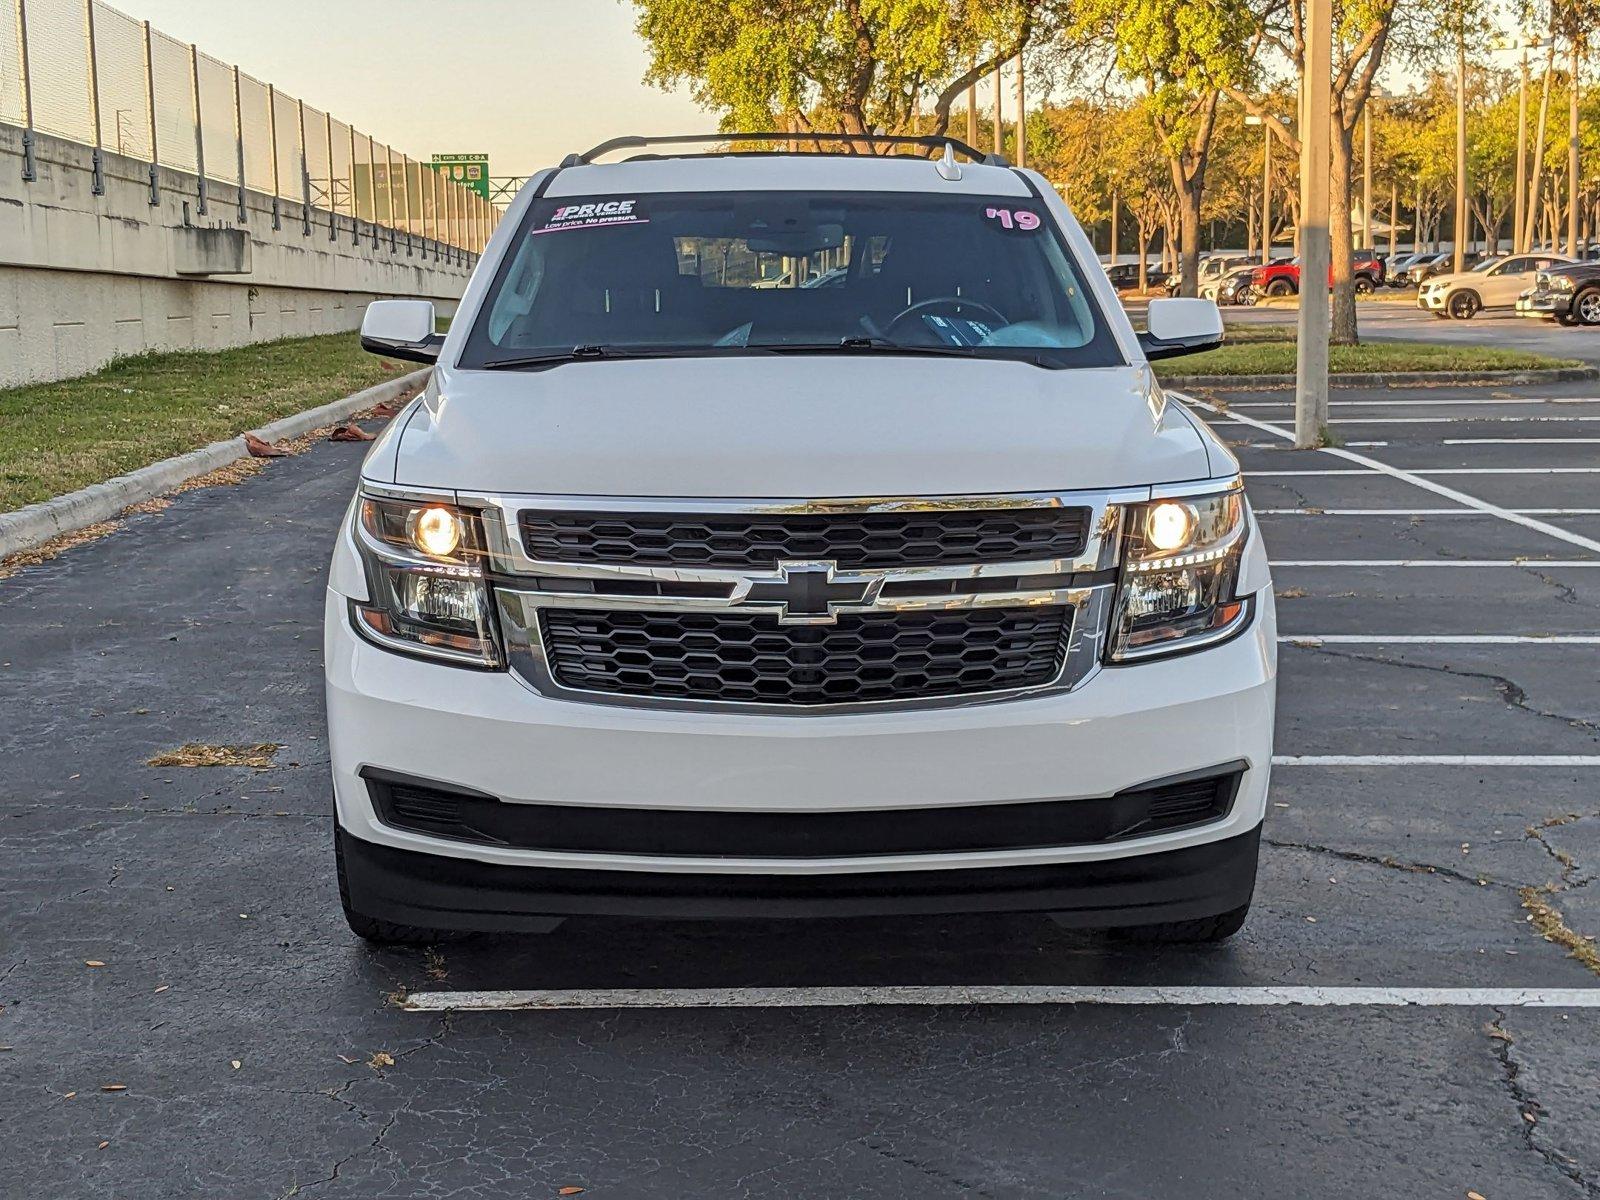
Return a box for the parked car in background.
[1209,264,1260,306]
[1404,250,1482,286]
[1352,250,1388,287]
[1385,251,1430,286]
[1163,254,1252,297]
[1517,259,1600,325]
[1249,251,1384,297]
[1104,261,1168,292]
[1417,253,1573,318]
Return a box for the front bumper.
[326,581,1276,919]
[1517,291,1571,317]
[1417,288,1446,311]
[336,822,1263,928]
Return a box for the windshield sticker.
[536,199,648,234]
[983,206,1042,233]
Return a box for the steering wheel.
[884,296,1008,339]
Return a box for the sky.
[122,0,708,176]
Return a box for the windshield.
[460,190,1123,369]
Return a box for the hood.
[1423,270,1481,288]
[375,356,1216,498]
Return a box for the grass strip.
[1158,326,1581,377]
[0,333,408,511]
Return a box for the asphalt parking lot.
[3,378,1599,1198]
[1231,298,1600,363]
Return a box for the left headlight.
[349,493,503,668]
[1109,487,1251,662]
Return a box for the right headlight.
[1548,273,1575,292]
[349,493,503,668]
[1109,487,1251,662]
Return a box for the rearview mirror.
[1138,297,1224,361]
[360,300,444,364]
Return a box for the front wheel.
[1557,310,1581,327]
[1574,288,1600,326]
[1105,902,1252,944]
[1354,276,1375,294]
[336,826,470,945]
[1447,290,1481,319]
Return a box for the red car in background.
[1250,252,1385,297]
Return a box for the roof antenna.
[935,140,962,181]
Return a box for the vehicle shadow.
[377,911,1264,995]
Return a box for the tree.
[1075,0,1257,295]
[1225,0,1412,342]
[628,0,1074,148]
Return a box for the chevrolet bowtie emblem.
[730,560,883,625]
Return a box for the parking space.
[2,379,1598,1197]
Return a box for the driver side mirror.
[1138,297,1224,360]
[360,300,444,364]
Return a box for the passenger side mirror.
[360,300,444,364]
[1138,297,1224,361]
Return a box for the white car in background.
[328,133,1277,947]
[1418,252,1574,318]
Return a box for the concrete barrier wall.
[0,122,475,388]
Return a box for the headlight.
[350,494,502,668]
[1109,488,1251,661]
[1549,274,1575,292]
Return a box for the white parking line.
[1251,468,1600,475]
[1228,399,1600,408]
[1274,559,1600,567]
[402,986,1600,1012]
[1216,414,1600,425]
[1185,397,1600,554]
[1280,634,1600,644]
[1257,508,1600,515]
[1444,438,1600,445]
[1274,755,1600,765]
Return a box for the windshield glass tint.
[460,190,1123,368]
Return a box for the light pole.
[1454,25,1469,273]
[1517,38,1531,251]
[1569,37,1581,256]
[1362,105,1373,250]
[1297,0,1333,448]
[1246,114,1271,264]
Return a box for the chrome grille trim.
[421,485,1225,712]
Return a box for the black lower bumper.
[337,824,1261,931]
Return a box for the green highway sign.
[431,153,490,200]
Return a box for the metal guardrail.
[1,0,497,259]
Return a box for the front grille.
[539,606,1069,705]
[519,508,1092,569]
[365,766,1243,856]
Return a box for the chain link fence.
[4,0,497,254]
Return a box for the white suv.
[328,134,1277,946]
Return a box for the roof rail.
[560,132,1008,169]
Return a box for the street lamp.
[1245,114,1271,265]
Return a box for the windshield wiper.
[482,344,677,370]
[767,335,977,357]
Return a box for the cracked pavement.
[2,380,1599,1197]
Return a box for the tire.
[1447,290,1480,319]
[1265,279,1294,297]
[336,826,470,945]
[1354,275,1375,294]
[1106,901,1252,944]
[1574,288,1600,326]
[1557,310,1580,326]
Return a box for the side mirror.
[360,300,444,364]
[1138,297,1224,361]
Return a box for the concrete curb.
[1159,365,1599,389]
[0,368,430,561]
